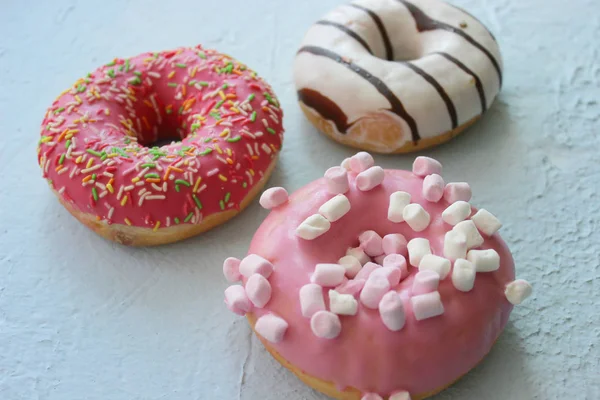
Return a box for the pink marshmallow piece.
[358,230,384,257]
[423,174,445,202]
[444,182,472,203]
[299,283,326,317]
[223,257,241,283]
[389,391,411,400]
[371,266,401,286]
[224,285,252,316]
[356,166,385,191]
[412,156,442,177]
[360,274,390,309]
[255,314,288,343]
[259,187,288,209]
[334,279,366,296]
[361,394,383,400]
[411,291,445,321]
[324,166,350,194]
[239,254,274,279]
[355,261,380,281]
[311,263,346,287]
[382,233,408,256]
[349,151,375,173]
[245,274,272,308]
[310,310,342,339]
[379,291,406,331]
[412,270,440,295]
[383,254,408,280]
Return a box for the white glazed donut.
[294,0,503,154]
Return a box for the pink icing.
[245,169,515,396]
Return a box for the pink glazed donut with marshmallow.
[223,152,533,400]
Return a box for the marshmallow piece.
[407,238,431,267]
[310,311,342,339]
[259,187,288,209]
[335,279,366,296]
[341,157,352,170]
[373,254,387,265]
[505,279,533,305]
[388,191,411,223]
[329,290,359,315]
[412,156,442,177]
[371,266,401,286]
[356,166,385,191]
[423,174,445,202]
[239,254,274,279]
[361,393,383,400]
[451,258,476,292]
[383,254,408,280]
[311,263,346,287]
[471,209,502,236]
[299,283,326,317]
[245,274,272,308]
[358,230,384,257]
[379,291,406,331]
[403,204,431,232]
[453,220,484,249]
[444,182,472,203]
[324,166,349,194]
[224,285,252,316]
[382,233,408,256]
[349,151,375,172]
[223,257,241,282]
[346,247,371,265]
[442,201,471,226]
[412,270,440,295]
[443,230,468,261]
[355,262,380,281]
[411,291,445,321]
[338,255,362,278]
[360,275,390,309]
[296,214,331,240]
[419,254,451,279]
[319,194,351,222]
[467,249,500,272]
[389,391,411,400]
[255,314,288,343]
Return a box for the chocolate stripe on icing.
[403,62,458,129]
[298,88,351,133]
[348,3,394,61]
[298,45,420,142]
[315,21,373,55]
[397,0,502,87]
[434,52,487,113]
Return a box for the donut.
[38,45,284,246]
[223,153,532,399]
[294,0,502,154]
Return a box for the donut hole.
[135,114,186,148]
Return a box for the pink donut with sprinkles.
[38,45,284,246]
[223,153,533,399]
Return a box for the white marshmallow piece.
[418,254,451,279]
[310,311,342,339]
[259,187,288,209]
[411,291,445,321]
[224,285,252,316]
[422,174,445,202]
[451,258,476,292]
[388,191,411,223]
[407,238,431,267]
[505,279,533,305]
[370,266,401,286]
[453,220,484,249]
[239,254,274,279]
[299,283,326,318]
[358,230,384,257]
[443,230,468,261]
[403,204,431,232]
[329,290,359,316]
[467,249,500,272]
[444,182,472,203]
[383,254,408,280]
[412,270,440,295]
[346,247,371,265]
[223,257,241,282]
[360,275,390,309]
[412,156,442,177]
[442,201,471,226]
[341,157,352,170]
[324,166,349,194]
[245,274,272,308]
[471,209,502,236]
[296,214,331,240]
[319,194,351,222]
[356,166,385,191]
[255,314,288,343]
[379,291,406,331]
[361,393,383,400]
[382,233,408,256]
[311,263,346,287]
[338,255,362,278]
[389,391,411,400]
[349,151,375,172]
[355,261,380,281]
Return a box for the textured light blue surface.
[0,0,599,399]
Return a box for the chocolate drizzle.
[316,20,373,55]
[348,3,394,61]
[435,52,487,113]
[298,88,352,133]
[298,46,420,142]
